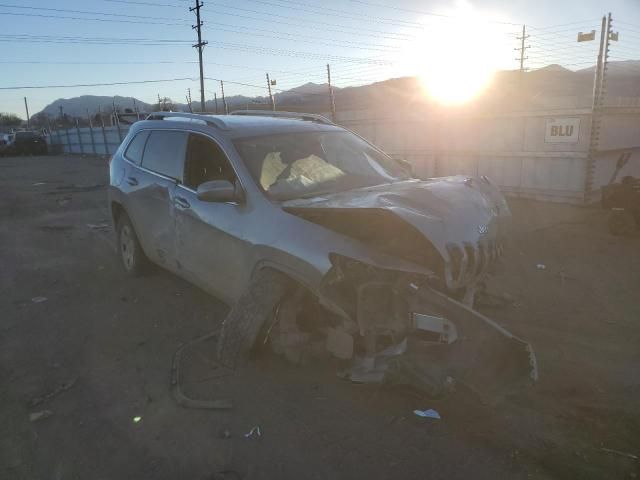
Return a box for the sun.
[403,7,507,104]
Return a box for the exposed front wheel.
[217,269,292,369]
[116,214,148,276]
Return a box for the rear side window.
[141,131,188,181]
[124,130,150,165]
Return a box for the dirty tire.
[116,213,148,276]
[217,269,292,369]
[608,211,634,236]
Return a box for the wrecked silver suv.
[108,111,537,400]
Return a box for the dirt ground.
[1,154,638,480]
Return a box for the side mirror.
[196,180,242,203]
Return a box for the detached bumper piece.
[341,280,537,402]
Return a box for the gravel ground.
[1,154,638,480]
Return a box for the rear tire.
[217,269,292,369]
[116,214,149,276]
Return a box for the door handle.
[126,176,138,186]
[174,196,190,209]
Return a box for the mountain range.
[35,61,640,119]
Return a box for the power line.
[0,10,189,26]
[0,77,199,90]
[203,2,414,38]
[97,0,414,40]
[201,27,398,52]
[527,28,599,42]
[610,20,640,29]
[0,33,193,45]
[0,32,394,64]
[180,40,394,64]
[345,0,521,26]
[527,19,602,31]
[238,0,424,28]
[0,39,190,46]
[98,0,522,42]
[0,75,328,94]
[527,24,602,35]
[1,3,406,51]
[99,0,184,7]
[0,3,191,22]
[202,26,399,52]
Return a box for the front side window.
[124,130,150,165]
[183,134,236,190]
[233,131,411,200]
[141,130,188,181]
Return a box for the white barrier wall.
[338,107,639,204]
[49,107,639,204]
[50,125,130,155]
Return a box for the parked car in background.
[0,133,15,156]
[12,130,48,155]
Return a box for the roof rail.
[229,110,334,125]
[145,111,227,129]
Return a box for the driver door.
[174,133,251,303]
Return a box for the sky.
[1,0,639,117]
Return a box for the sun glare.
[405,6,506,105]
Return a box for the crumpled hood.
[281,176,511,264]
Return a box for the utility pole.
[214,92,219,114]
[601,12,615,104]
[186,88,193,113]
[157,94,162,111]
[190,0,207,112]
[112,100,119,127]
[24,97,31,128]
[583,14,617,203]
[133,99,140,120]
[220,80,228,114]
[515,25,529,83]
[266,73,276,111]
[327,64,336,122]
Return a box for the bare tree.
[152,97,175,112]
[0,113,23,129]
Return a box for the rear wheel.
[116,214,148,276]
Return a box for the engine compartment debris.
[215,254,537,403]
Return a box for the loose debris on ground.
[28,378,78,408]
[2,155,639,480]
[29,410,53,422]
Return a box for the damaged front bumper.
[324,256,538,401]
